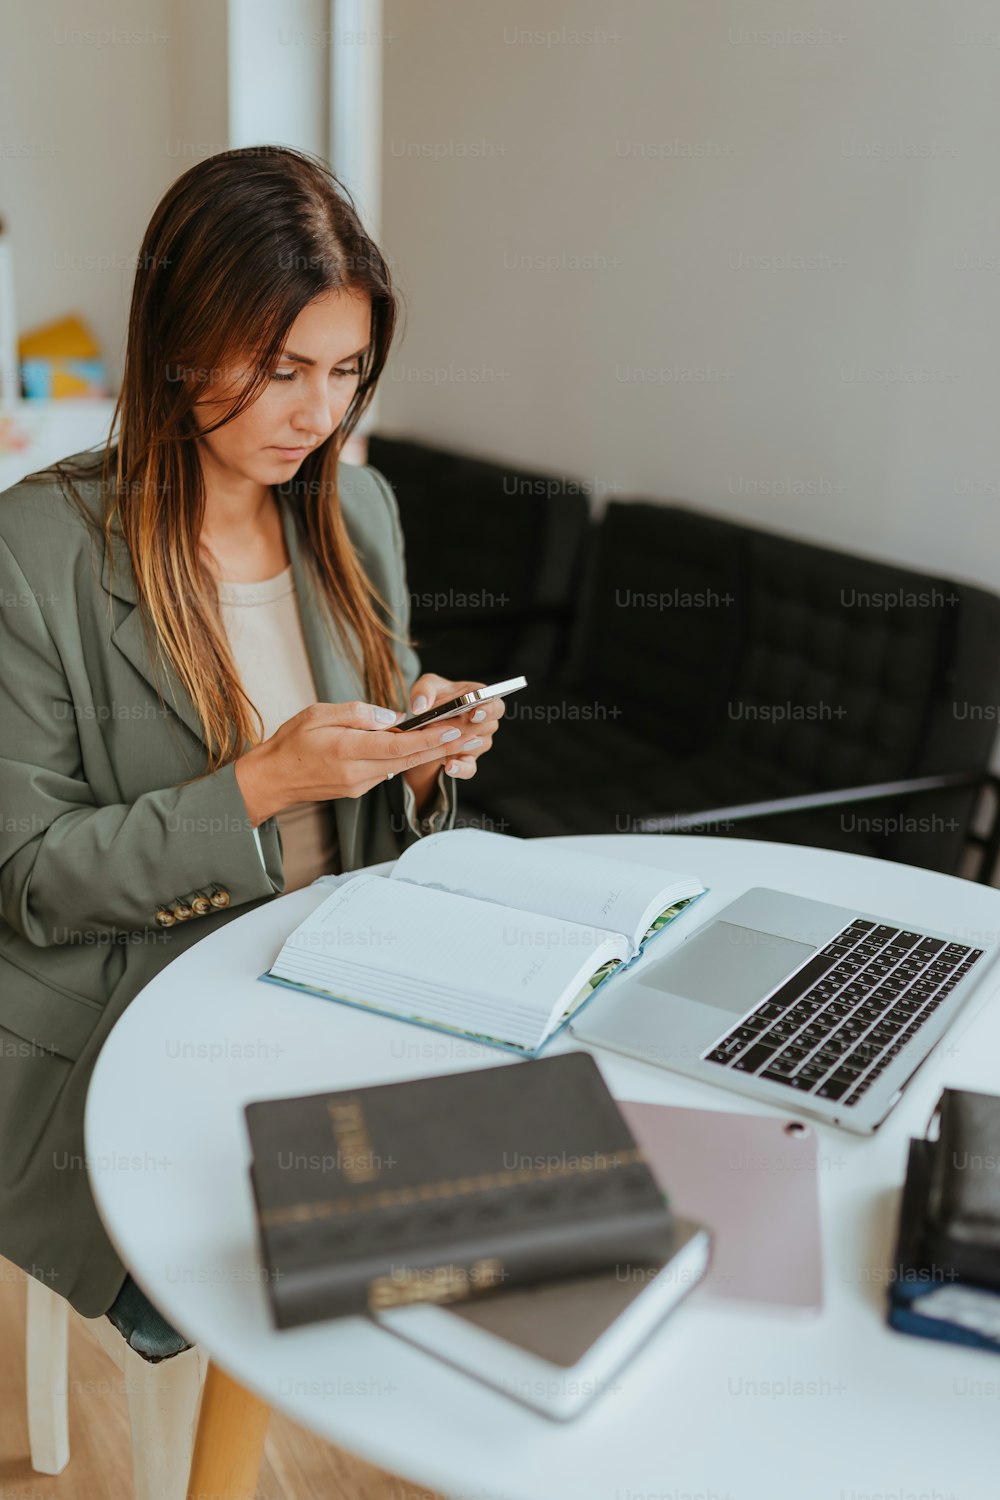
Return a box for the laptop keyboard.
[703,919,984,1107]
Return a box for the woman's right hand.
[234,700,469,827]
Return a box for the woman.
[0,145,504,1354]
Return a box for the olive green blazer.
[0,453,457,1315]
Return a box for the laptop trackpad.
[637,921,816,1015]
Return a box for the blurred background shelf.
[0,398,117,491]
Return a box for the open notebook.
[260,828,706,1055]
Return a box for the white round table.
[84,835,1000,1500]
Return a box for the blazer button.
[191,896,212,916]
[173,904,194,921]
[210,890,231,909]
[155,909,176,927]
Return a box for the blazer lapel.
[101,531,209,746]
[102,495,366,868]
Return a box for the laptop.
[571,887,996,1134]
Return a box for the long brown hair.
[25,145,407,772]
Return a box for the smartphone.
[394,676,528,731]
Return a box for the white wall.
[379,0,1000,595]
[0,0,227,393]
[5,0,998,597]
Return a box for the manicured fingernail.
[373,705,398,723]
[462,737,483,750]
[446,759,464,776]
[470,709,487,723]
[412,694,428,713]
[440,727,462,743]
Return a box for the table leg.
[186,1360,270,1500]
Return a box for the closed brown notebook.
[245,1052,675,1328]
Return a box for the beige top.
[216,565,340,894]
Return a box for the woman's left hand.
[400,673,505,804]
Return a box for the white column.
[227,0,329,154]
[0,219,21,409]
[330,0,384,444]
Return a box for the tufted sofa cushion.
[719,527,952,790]
[562,501,747,754]
[367,434,589,687]
[368,433,1000,875]
[461,501,1000,872]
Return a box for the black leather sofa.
[368,434,1000,881]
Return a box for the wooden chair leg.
[82,1311,209,1500]
[25,1275,70,1475]
[124,1341,206,1500]
[186,1361,270,1500]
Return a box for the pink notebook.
[619,1100,823,1311]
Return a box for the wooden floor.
[0,1259,443,1500]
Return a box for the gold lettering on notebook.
[326,1100,380,1183]
[368,1257,506,1310]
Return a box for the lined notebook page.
[390,828,701,948]
[267,873,630,1049]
